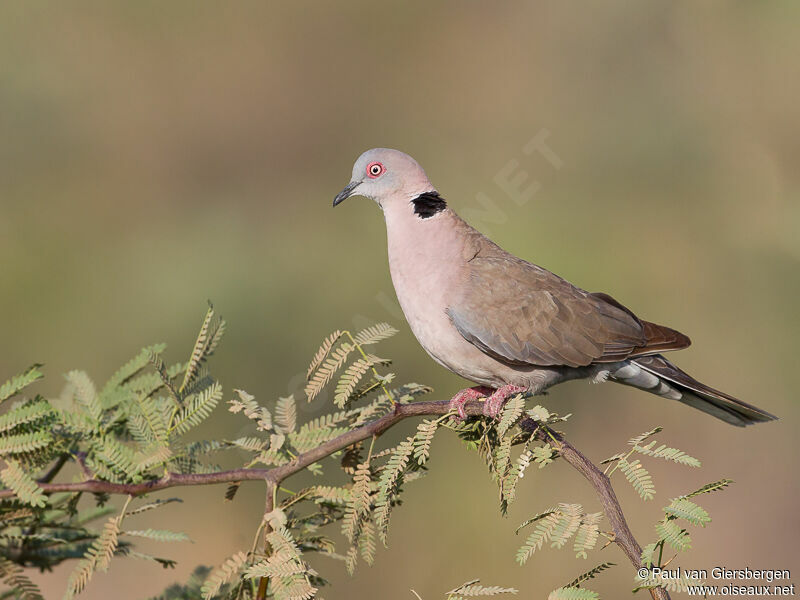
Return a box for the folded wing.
[447,256,690,368]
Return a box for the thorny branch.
[0,400,668,600]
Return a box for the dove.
[333,148,777,426]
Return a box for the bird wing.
[447,255,689,368]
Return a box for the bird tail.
[609,354,778,427]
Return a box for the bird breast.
[383,208,502,385]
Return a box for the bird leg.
[482,384,527,418]
[448,386,494,420]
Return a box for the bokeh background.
[1,2,798,598]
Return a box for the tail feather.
[611,354,778,427]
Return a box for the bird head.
[333,148,438,212]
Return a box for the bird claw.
[448,386,493,420]
[481,385,527,419]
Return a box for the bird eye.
[367,162,385,178]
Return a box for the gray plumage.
[333,148,777,427]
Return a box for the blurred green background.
[1,2,798,598]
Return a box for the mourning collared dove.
[333,148,777,426]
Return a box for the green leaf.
[547,587,598,600]
[224,482,241,502]
[516,511,561,564]
[494,435,514,484]
[681,479,733,498]
[531,443,555,468]
[251,527,318,596]
[148,352,181,406]
[275,395,297,434]
[201,551,248,600]
[0,460,46,508]
[516,505,602,564]
[358,518,376,566]
[122,550,177,569]
[122,529,190,542]
[306,330,343,379]
[0,431,53,456]
[228,389,272,431]
[497,394,525,438]
[564,562,615,588]
[664,498,710,526]
[66,508,125,598]
[180,302,224,395]
[344,544,358,575]
[133,393,168,444]
[289,425,350,453]
[526,405,551,422]
[549,504,582,549]
[305,485,352,506]
[0,365,44,403]
[94,436,138,478]
[413,419,439,465]
[65,370,102,423]
[100,343,166,402]
[245,558,306,579]
[134,444,172,472]
[633,441,700,467]
[304,342,354,401]
[446,580,519,596]
[0,400,53,433]
[655,519,691,551]
[342,462,371,543]
[628,427,663,446]
[600,452,625,465]
[352,323,398,346]
[374,437,414,544]
[572,513,602,559]
[334,355,391,408]
[225,436,266,452]
[515,508,557,535]
[641,542,658,567]
[377,437,414,498]
[171,381,223,435]
[0,556,45,600]
[617,458,655,500]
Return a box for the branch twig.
[255,481,275,600]
[38,454,69,484]
[2,400,668,599]
[522,419,669,600]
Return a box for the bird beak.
[333,181,360,207]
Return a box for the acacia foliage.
[0,309,733,599]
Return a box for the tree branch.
[38,454,69,484]
[2,399,668,599]
[522,419,669,600]
[255,481,275,600]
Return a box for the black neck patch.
[411,191,447,219]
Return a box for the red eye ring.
[366,162,385,178]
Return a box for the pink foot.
[482,385,527,418]
[448,386,494,420]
